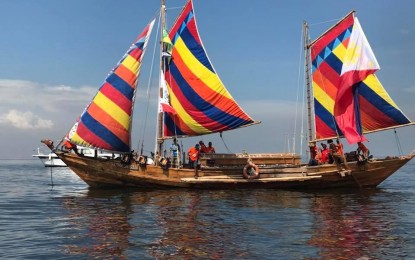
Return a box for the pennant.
[162,28,173,53]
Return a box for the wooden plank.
[181,175,322,183]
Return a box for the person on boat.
[188,144,201,169]
[357,142,370,160]
[327,139,336,164]
[315,150,322,165]
[320,143,329,164]
[308,142,318,166]
[205,142,216,153]
[63,140,79,154]
[199,141,208,153]
[336,139,344,156]
[169,138,180,168]
[335,139,344,163]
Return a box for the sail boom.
[158,120,262,140]
[362,122,415,136]
[311,122,415,143]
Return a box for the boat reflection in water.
[307,189,405,259]
[60,189,136,259]
[59,188,408,259]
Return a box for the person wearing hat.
[188,143,200,169]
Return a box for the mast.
[303,21,313,143]
[155,0,166,162]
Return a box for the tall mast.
[303,21,313,142]
[155,0,166,162]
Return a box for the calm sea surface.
[1,159,415,259]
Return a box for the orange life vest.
[188,147,199,161]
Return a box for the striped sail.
[310,12,412,142]
[162,0,257,137]
[67,19,155,152]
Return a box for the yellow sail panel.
[121,54,140,74]
[93,92,130,130]
[313,82,335,114]
[362,74,399,109]
[173,37,232,99]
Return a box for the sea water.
[0,159,414,259]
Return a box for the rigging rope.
[49,163,54,187]
[394,129,403,156]
[308,17,344,27]
[292,24,304,155]
[139,15,162,155]
[220,132,233,153]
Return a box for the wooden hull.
[56,151,414,190]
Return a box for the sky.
[1,0,415,160]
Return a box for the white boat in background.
[33,146,120,167]
[32,148,67,167]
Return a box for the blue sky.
[1,0,414,159]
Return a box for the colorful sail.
[67,19,155,152]
[162,0,257,137]
[310,12,412,143]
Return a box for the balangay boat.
[42,2,414,189]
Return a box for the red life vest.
[321,149,329,163]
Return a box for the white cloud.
[0,110,53,129]
[0,79,96,112]
[0,79,98,133]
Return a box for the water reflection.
[60,189,138,259]
[58,187,409,259]
[307,189,404,259]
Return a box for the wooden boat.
[43,2,414,189]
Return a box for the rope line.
[220,132,233,154]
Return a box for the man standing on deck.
[188,143,200,169]
[205,142,216,153]
[170,138,180,168]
